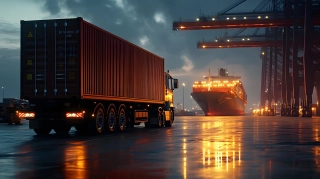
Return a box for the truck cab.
[162,70,178,126]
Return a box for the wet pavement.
[0,115,320,179]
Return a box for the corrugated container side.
[80,20,164,102]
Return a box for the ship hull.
[191,91,246,116]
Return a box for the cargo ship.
[191,68,247,116]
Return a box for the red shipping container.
[21,17,165,104]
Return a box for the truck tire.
[157,112,164,128]
[54,125,71,134]
[117,106,126,132]
[107,105,116,133]
[165,110,174,127]
[34,128,52,135]
[95,107,105,134]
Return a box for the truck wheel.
[34,128,52,135]
[54,125,71,134]
[95,107,105,134]
[107,105,116,133]
[165,110,174,127]
[118,107,126,132]
[157,112,164,128]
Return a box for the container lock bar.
[54,22,57,95]
[34,22,37,96]
[64,21,67,96]
[44,22,47,96]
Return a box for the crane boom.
[217,0,247,15]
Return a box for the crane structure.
[197,34,320,48]
[173,0,320,117]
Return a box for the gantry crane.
[173,0,320,117]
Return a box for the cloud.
[154,12,166,24]
[0,19,20,49]
[139,36,149,46]
[115,19,122,25]
[35,0,72,18]
[109,0,137,20]
[112,0,125,9]
[181,55,194,72]
[42,0,61,15]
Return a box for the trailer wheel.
[107,105,116,133]
[165,110,174,127]
[118,107,126,132]
[54,125,71,134]
[34,128,52,135]
[95,107,105,134]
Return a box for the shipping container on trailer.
[19,17,179,135]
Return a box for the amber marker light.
[66,112,85,118]
[18,112,35,118]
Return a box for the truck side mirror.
[174,79,179,89]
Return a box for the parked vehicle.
[19,17,178,135]
[0,98,29,125]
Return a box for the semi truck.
[19,17,178,135]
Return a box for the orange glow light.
[18,112,35,118]
[66,112,84,118]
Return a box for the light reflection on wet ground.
[0,116,320,178]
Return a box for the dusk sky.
[0,0,266,111]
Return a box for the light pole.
[190,96,193,111]
[1,87,4,103]
[182,83,185,111]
